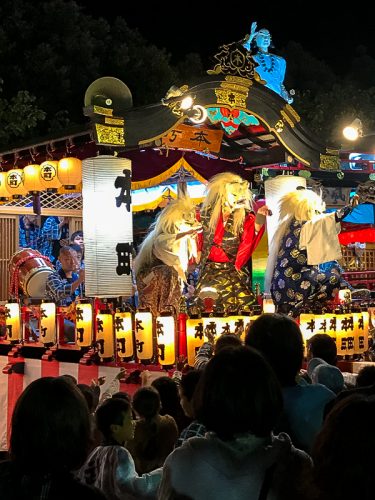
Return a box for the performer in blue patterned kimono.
[265,188,365,316]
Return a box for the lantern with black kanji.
[40,160,62,192]
[114,311,134,360]
[134,311,153,361]
[6,169,27,198]
[95,312,114,359]
[75,302,93,347]
[5,302,21,343]
[155,314,175,366]
[39,302,56,344]
[186,317,205,366]
[82,156,133,298]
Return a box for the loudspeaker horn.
[84,77,133,115]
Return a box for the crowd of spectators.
[1,312,373,499]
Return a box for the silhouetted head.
[245,313,304,386]
[194,345,283,440]
[10,377,91,473]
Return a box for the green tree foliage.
[174,53,205,87]
[0,87,46,144]
[282,41,337,93]
[0,0,177,145]
[282,41,375,143]
[101,17,177,106]
[295,85,375,144]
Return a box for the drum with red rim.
[9,248,54,298]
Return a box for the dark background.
[75,2,374,72]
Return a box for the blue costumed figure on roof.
[244,21,293,104]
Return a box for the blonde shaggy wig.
[278,189,326,222]
[133,196,198,277]
[201,172,253,236]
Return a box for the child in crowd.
[175,369,206,447]
[127,386,178,474]
[77,397,162,499]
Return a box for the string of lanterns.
[0,157,82,201]
[3,301,371,365]
[3,302,178,366]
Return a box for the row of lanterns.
[0,157,82,200]
[3,303,371,364]
[3,303,177,366]
[3,302,259,366]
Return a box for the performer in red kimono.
[194,172,271,310]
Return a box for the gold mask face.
[176,209,202,233]
[225,180,251,210]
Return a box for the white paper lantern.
[82,156,133,298]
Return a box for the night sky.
[75,2,374,72]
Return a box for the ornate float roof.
[83,38,339,175]
[0,37,372,188]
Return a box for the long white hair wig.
[264,188,325,291]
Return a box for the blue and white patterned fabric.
[38,217,61,262]
[19,221,40,250]
[45,268,79,306]
[271,206,352,315]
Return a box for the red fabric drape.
[123,149,250,184]
[339,228,375,244]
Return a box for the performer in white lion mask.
[265,187,368,316]
[134,196,202,315]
